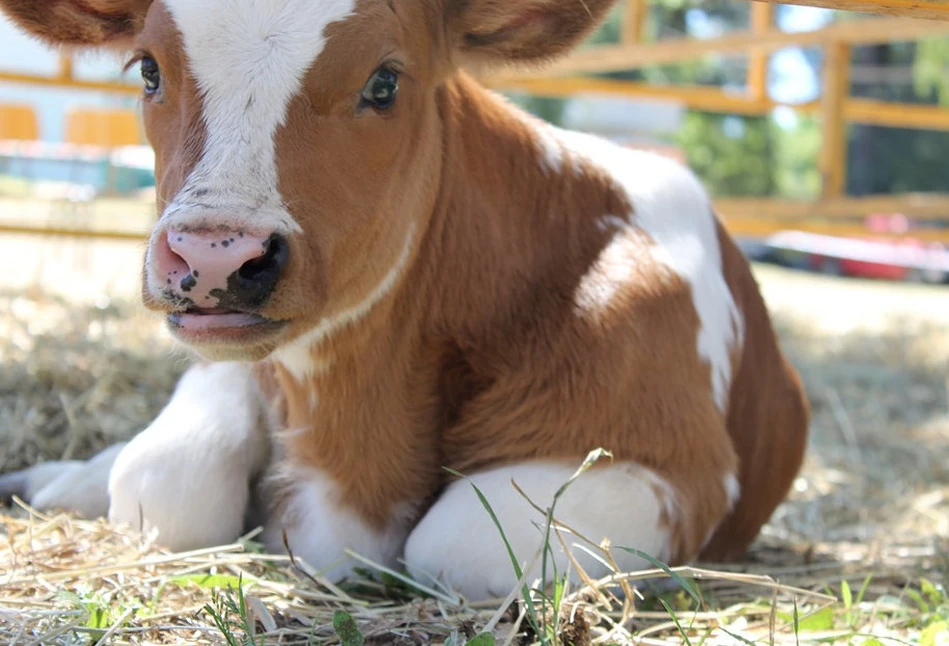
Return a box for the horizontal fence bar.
[490,77,949,132]
[489,15,949,83]
[5,16,949,96]
[716,194,949,220]
[0,70,138,95]
[0,224,149,242]
[755,0,949,21]
[724,219,949,243]
[3,194,948,242]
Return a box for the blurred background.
[0,0,947,612]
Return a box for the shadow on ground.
[724,311,949,601]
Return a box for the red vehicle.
[766,214,949,284]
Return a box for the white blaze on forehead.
[160,0,357,233]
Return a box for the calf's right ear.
[445,0,620,69]
[0,0,152,48]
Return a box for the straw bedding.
[1,255,947,645]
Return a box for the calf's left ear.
[0,0,152,48]
[446,0,619,67]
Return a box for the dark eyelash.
[381,59,404,75]
[122,51,148,75]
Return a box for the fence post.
[821,40,851,199]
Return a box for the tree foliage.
[848,41,949,195]
[914,37,949,105]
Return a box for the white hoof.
[0,443,126,519]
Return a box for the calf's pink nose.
[155,228,289,309]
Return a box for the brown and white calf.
[0,0,809,600]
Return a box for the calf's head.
[2,0,617,361]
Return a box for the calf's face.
[0,0,618,361]
[138,0,445,361]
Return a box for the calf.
[0,0,808,600]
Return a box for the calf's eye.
[361,66,399,110]
[141,56,161,94]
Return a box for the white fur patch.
[271,223,417,382]
[108,361,269,551]
[530,117,566,173]
[404,461,676,602]
[262,468,410,581]
[156,0,356,238]
[724,472,741,511]
[538,123,744,412]
[16,443,126,520]
[574,220,643,315]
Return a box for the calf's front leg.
[0,443,127,519]
[107,361,271,550]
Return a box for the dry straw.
[2,264,948,644]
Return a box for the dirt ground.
[0,232,947,643]
[753,264,949,562]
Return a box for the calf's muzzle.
[154,227,289,311]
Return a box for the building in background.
[0,16,154,195]
[560,95,688,163]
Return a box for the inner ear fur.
[0,0,152,47]
[448,0,619,68]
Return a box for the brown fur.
[446,0,618,66]
[135,1,206,210]
[700,223,810,560]
[0,0,151,46]
[0,0,810,565]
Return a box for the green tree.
[914,37,949,105]
[773,115,822,199]
[847,41,949,195]
[618,0,777,198]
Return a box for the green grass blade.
[444,467,545,643]
[444,468,525,583]
[613,546,701,607]
[841,579,853,609]
[659,598,693,646]
[792,599,800,646]
[718,627,757,646]
[856,574,873,606]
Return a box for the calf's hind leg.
[404,461,716,602]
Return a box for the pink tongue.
[174,311,264,331]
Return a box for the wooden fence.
[1,0,948,242]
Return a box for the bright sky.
[0,4,834,142]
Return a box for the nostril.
[238,234,288,284]
[223,233,290,309]
[155,231,191,287]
